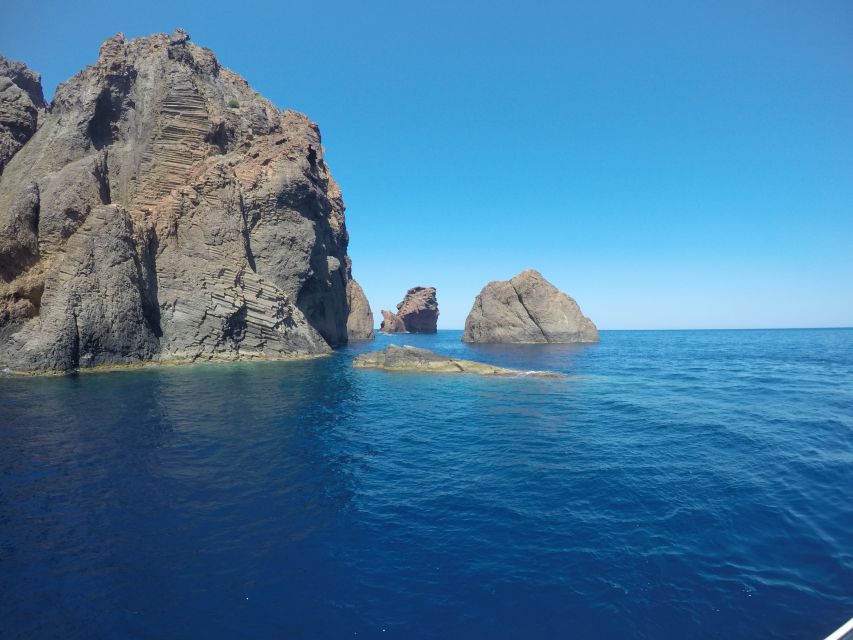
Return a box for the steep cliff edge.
[0,31,367,372]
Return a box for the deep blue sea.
[1,329,851,639]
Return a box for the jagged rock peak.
[0,55,45,175]
[462,269,599,344]
[0,56,45,107]
[379,286,439,334]
[0,31,366,373]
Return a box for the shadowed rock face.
[462,269,599,344]
[353,344,564,377]
[0,31,366,373]
[345,259,374,340]
[379,286,439,333]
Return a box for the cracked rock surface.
[462,269,599,344]
[0,31,368,373]
[379,286,438,333]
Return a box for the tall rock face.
[379,286,439,333]
[462,269,599,344]
[0,31,364,372]
[0,56,45,175]
[346,259,374,340]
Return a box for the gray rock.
[353,344,564,377]
[462,269,599,344]
[0,32,363,373]
[346,259,374,340]
[380,286,438,333]
[0,56,45,175]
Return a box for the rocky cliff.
[345,258,374,340]
[0,31,370,372]
[462,269,599,343]
[379,286,438,333]
[0,56,45,174]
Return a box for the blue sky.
[3,0,852,328]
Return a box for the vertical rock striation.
[462,269,599,343]
[0,31,367,372]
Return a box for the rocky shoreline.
[1,350,329,377]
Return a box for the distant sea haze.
[1,328,851,638]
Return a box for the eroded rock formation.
[379,286,438,333]
[0,31,368,372]
[346,259,374,340]
[379,309,406,334]
[0,56,45,175]
[462,269,599,344]
[353,345,563,377]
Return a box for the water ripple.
[0,329,851,638]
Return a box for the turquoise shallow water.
[0,329,851,639]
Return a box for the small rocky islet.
[0,31,596,376]
[462,269,599,344]
[379,286,439,334]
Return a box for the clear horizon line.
[382,326,853,332]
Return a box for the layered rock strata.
[462,269,599,343]
[379,286,438,333]
[0,31,368,372]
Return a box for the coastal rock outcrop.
[346,260,374,340]
[379,286,439,333]
[353,344,563,377]
[379,309,406,334]
[462,269,599,344]
[0,56,45,174]
[0,31,366,373]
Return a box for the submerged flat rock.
[353,344,564,377]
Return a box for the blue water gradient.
[1,329,851,639]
